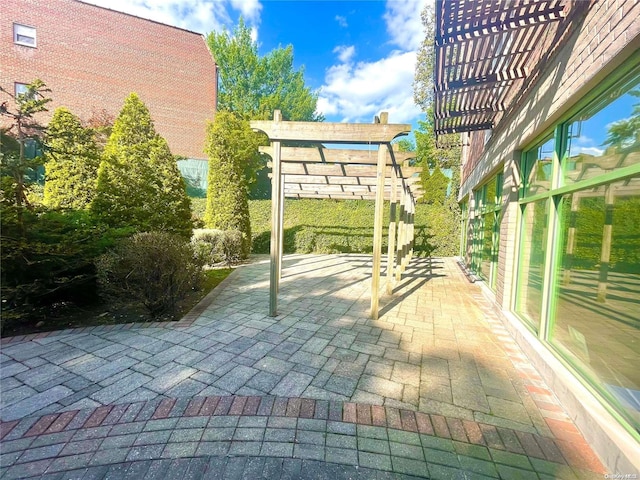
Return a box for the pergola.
[433,0,575,137]
[251,111,422,319]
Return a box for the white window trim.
[13,23,36,48]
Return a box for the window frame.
[13,23,36,48]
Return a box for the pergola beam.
[252,120,410,143]
[260,146,416,166]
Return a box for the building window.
[14,82,29,97]
[13,23,36,47]
[514,63,640,434]
[467,174,502,290]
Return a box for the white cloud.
[82,0,260,35]
[335,15,348,28]
[573,146,604,157]
[318,51,421,124]
[333,45,356,63]
[229,0,262,23]
[384,0,430,50]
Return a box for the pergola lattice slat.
[434,0,571,137]
[251,111,420,319]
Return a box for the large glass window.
[523,137,555,196]
[515,64,640,434]
[515,199,548,331]
[551,176,640,431]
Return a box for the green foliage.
[97,232,204,317]
[422,166,449,205]
[91,93,192,237]
[1,79,51,222]
[204,111,256,256]
[43,107,100,209]
[0,207,132,332]
[192,229,244,266]
[248,199,458,257]
[603,89,640,151]
[206,18,322,122]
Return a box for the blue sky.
[83,0,429,131]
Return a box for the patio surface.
[0,255,607,479]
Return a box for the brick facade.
[0,0,217,160]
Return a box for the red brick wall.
[1,0,217,160]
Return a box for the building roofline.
[75,0,206,37]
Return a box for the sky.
[82,0,429,135]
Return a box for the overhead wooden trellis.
[433,0,572,137]
[251,111,421,319]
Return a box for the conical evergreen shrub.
[43,107,100,209]
[204,111,259,256]
[91,93,192,237]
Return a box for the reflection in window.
[515,199,548,331]
[552,176,640,431]
[564,73,640,185]
[523,137,555,196]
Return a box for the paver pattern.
[1,255,607,478]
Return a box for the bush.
[43,107,100,209]
[192,229,244,266]
[91,93,192,237]
[203,112,258,257]
[97,232,204,317]
[247,198,460,257]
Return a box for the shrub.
[247,198,460,257]
[204,111,258,257]
[97,232,204,317]
[43,107,100,209]
[192,228,244,265]
[91,93,192,237]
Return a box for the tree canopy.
[207,18,323,122]
[91,93,192,237]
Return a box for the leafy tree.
[207,18,323,122]
[204,111,259,256]
[603,89,640,151]
[91,93,192,237]
[43,107,100,209]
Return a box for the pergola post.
[408,197,415,262]
[597,184,615,302]
[396,187,406,280]
[386,163,398,295]
[401,189,409,273]
[370,142,387,319]
[269,111,283,316]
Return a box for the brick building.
[433,0,639,472]
[1,0,217,161]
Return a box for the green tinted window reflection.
[523,137,555,196]
[515,199,549,330]
[551,176,640,431]
[563,74,640,186]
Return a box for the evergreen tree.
[422,166,450,206]
[43,107,100,209]
[91,93,192,237]
[204,111,259,256]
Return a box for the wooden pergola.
[251,111,422,319]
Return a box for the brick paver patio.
[0,255,607,479]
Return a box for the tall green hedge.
[43,107,100,209]
[246,198,459,257]
[204,111,259,256]
[91,93,192,237]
